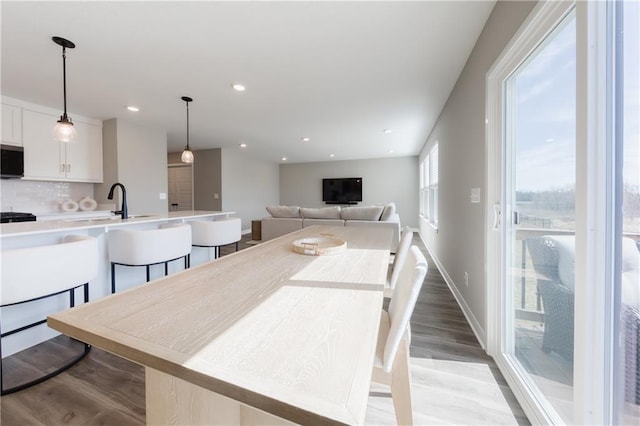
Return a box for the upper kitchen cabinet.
[22,109,103,183]
[1,103,23,146]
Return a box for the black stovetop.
[0,212,37,223]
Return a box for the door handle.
[492,203,501,230]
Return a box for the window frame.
[420,142,439,228]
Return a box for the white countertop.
[0,211,235,237]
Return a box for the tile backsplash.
[0,179,95,214]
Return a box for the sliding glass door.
[487,1,639,423]
[615,1,639,423]
[503,9,577,423]
[511,10,576,421]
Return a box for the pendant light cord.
[186,100,190,149]
[62,46,68,120]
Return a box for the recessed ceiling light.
[232,84,246,91]
[301,137,310,142]
[383,129,392,134]
[387,149,394,154]
[281,157,287,161]
[329,154,335,158]
[127,106,140,112]
[239,143,247,148]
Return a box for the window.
[420,143,438,226]
[419,160,425,215]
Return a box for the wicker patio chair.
[624,305,640,405]
[525,236,575,361]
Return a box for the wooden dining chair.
[372,245,428,425]
[385,226,414,298]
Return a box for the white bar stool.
[109,224,192,294]
[0,235,98,395]
[190,217,242,260]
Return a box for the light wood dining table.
[48,225,392,425]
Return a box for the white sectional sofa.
[261,203,401,251]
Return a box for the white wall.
[221,148,279,231]
[418,0,536,345]
[279,156,419,227]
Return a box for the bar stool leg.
[111,263,116,294]
[164,262,168,276]
[0,282,93,396]
[0,319,4,395]
[235,241,239,251]
[146,265,150,282]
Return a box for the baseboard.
[417,233,487,350]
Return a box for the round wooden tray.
[292,236,347,256]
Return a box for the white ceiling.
[1,1,495,163]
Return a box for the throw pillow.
[549,235,575,290]
[300,206,342,219]
[266,205,301,218]
[340,206,384,221]
[380,202,396,221]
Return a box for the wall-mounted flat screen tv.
[322,177,362,204]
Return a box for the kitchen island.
[49,225,392,425]
[0,210,234,237]
[0,210,234,356]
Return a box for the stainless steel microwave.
[0,144,24,178]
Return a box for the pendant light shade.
[181,96,194,164]
[181,148,194,163]
[54,120,76,143]
[52,36,77,143]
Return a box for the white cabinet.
[1,103,22,146]
[22,109,103,182]
[64,120,103,182]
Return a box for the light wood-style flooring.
[1,232,529,425]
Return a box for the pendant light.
[181,96,194,163]
[52,36,77,143]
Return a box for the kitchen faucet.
[107,182,128,219]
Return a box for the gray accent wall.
[418,0,536,345]
[221,148,280,231]
[193,149,222,211]
[279,156,419,228]
[169,149,222,211]
[96,118,168,215]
